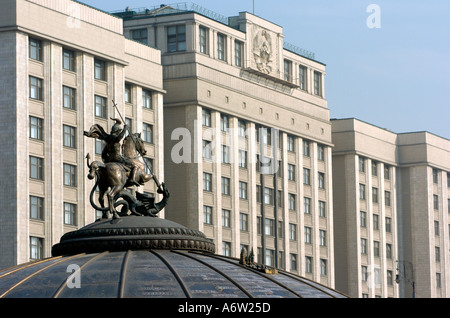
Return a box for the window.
[359,184,366,200]
[384,165,391,180]
[303,168,311,185]
[95,95,107,118]
[64,202,77,226]
[434,194,439,210]
[222,209,231,228]
[203,172,212,192]
[203,205,213,224]
[360,211,367,227]
[277,190,283,208]
[284,59,292,82]
[221,177,230,195]
[265,219,275,236]
[63,163,77,187]
[30,156,44,180]
[63,49,76,71]
[222,242,231,256]
[299,65,307,91]
[288,164,296,181]
[144,158,153,175]
[199,26,208,54]
[433,169,439,184]
[132,28,148,44]
[203,140,212,159]
[142,89,152,109]
[63,86,76,110]
[385,191,391,206]
[288,193,296,211]
[30,196,44,220]
[125,84,132,103]
[289,223,297,241]
[373,214,379,230]
[320,259,327,276]
[239,181,247,199]
[287,135,295,152]
[217,33,227,61]
[361,238,367,254]
[436,273,441,289]
[221,145,230,164]
[313,71,322,96]
[240,213,248,231]
[167,25,186,52]
[361,266,368,282]
[29,76,43,100]
[142,123,153,143]
[305,256,313,273]
[319,201,326,217]
[238,150,247,169]
[317,145,325,161]
[319,230,327,246]
[265,249,275,267]
[359,157,365,172]
[95,139,105,155]
[220,115,229,132]
[435,246,440,262]
[386,243,392,259]
[29,38,43,61]
[30,237,43,260]
[371,161,378,176]
[264,187,274,205]
[290,254,298,271]
[63,125,76,148]
[372,187,379,203]
[29,116,43,140]
[387,270,393,286]
[234,40,243,67]
[256,185,261,203]
[94,59,106,81]
[374,241,380,257]
[318,172,325,189]
[304,197,311,214]
[434,220,440,236]
[304,226,312,244]
[238,120,246,137]
[202,109,211,127]
[385,217,392,233]
[303,140,310,156]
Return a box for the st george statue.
[84,113,169,220]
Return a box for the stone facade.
[0,0,164,269]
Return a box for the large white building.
[116,4,335,287]
[0,0,165,269]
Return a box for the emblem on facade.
[253,28,273,74]
[84,101,169,220]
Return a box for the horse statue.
[85,131,169,220]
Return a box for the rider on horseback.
[85,118,140,187]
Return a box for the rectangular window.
[303,168,311,185]
[202,109,211,127]
[288,193,296,211]
[374,241,380,257]
[264,187,274,205]
[360,211,367,227]
[95,95,107,118]
[63,163,77,187]
[142,89,152,109]
[361,238,367,254]
[167,25,186,52]
[235,40,243,67]
[132,28,148,44]
[303,140,310,156]
[238,120,246,137]
[222,242,231,256]
[359,184,366,200]
[290,254,298,271]
[30,237,43,260]
[371,161,378,176]
[203,140,212,159]
[284,59,292,82]
[319,201,326,217]
[385,191,391,206]
[63,125,76,148]
[95,139,105,155]
[288,164,296,181]
[317,145,325,161]
[239,181,247,199]
[30,156,44,180]
[372,187,379,203]
[304,197,311,214]
[318,172,325,189]
[222,209,231,228]
[30,196,44,220]
[319,230,327,246]
[221,177,230,195]
[29,38,43,61]
[203,172,212,192]
[314,71,322,96]
[435,246,440,262]
[289,224,297,241]
[299,65,307,91]
[29,116,43,140]
[203,205,213,224]
[384,165,391,180]
[304,226,312,244]
[220,115,229,132]
[434,194,439,210]
[199,26,208,54]
[359,157,365,172]
[238,150,247,169]
[265,219,275,236]
[373,214,379,230]
[29,76,43,101]
[217,33,227,61]
[305,256,313,273]
[287,135,295,152]
[240,213,248,231]
[64,202,77,226]
[142,123,153,144]
[125,84,132,103]
[386,243,392,259]
[221,145,230,164]
[63,86,76,110]
[94,59,106,81]
[63,49,76,71]
[320,259,327,276]
[361,266,368,282]
[385,217,392,233]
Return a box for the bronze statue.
[84,109,169,220]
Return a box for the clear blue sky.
[82,0,450,139]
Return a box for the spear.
[112,100,163,192]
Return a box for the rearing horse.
[87,133,153,219]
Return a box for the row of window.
[359,184,392,206]
[359,157,392,180]
[360,212,393,232]
[360,239,394,259]
[30,199,77,225]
